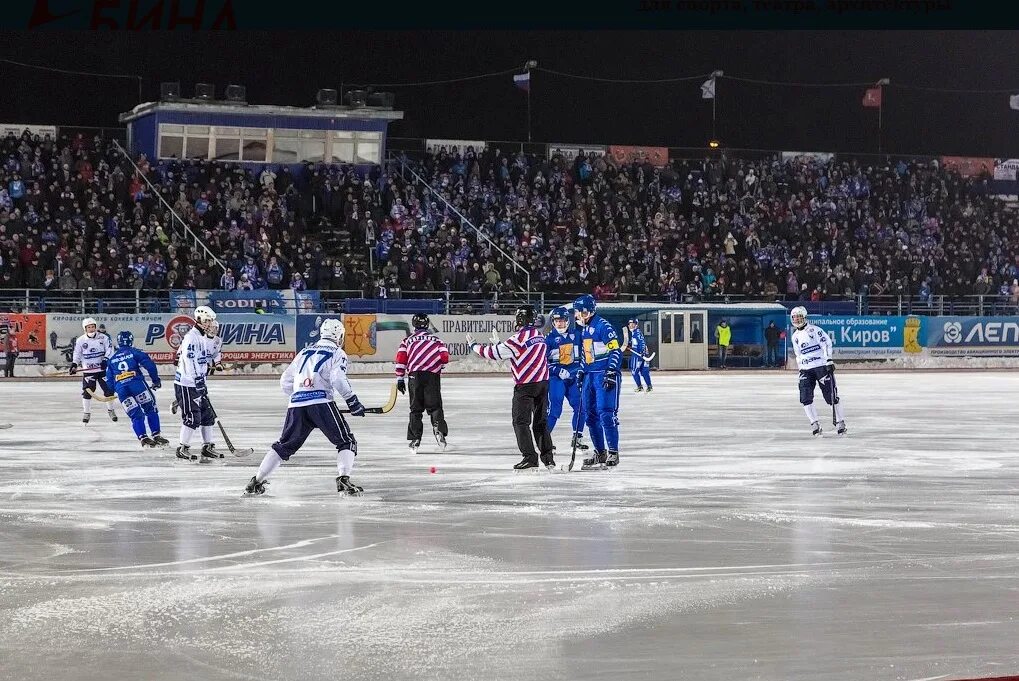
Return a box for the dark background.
[0,30,1015,156]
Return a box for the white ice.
[1,372,1018,681]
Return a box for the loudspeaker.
[225,84,246,103]
[160,82,181,101]
[194,83,215,100]
[345,89,367,108]
[366,91,394,109]
[316,88,338,106]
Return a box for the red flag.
[862,87,882,108]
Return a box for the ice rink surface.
[1,372,1018,681]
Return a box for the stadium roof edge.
[118,101,404,124]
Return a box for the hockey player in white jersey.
[173,306,220,462]
[244,318,366,496]
[170,321,224,414]
[71,317,118,423]
[790,306,847,436]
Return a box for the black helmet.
[515,305,536,329]
[412,313,430,330]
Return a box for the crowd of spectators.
[387,145,1019,304]
[0,129,380,298]
[4,125,1019,309]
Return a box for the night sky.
[1,30,1016,157]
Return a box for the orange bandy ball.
[429,466,437,474]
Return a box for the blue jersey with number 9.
[105,346,160,395]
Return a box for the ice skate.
[513,457,539,470]
[433,427,447,450]
[82,412,90,424]
[540,452,556,470]
[571,432,589,451]
[139,436,157,448]
[634,386,644,393]
[645,387,653,393]
[336,475,363,496]
[171,400,179,415]
[107,409,118,422]
[152,434,169,446]
[605,450,619,467]
[175,444,198,461]
[581,451,608,471]
[811,422,822,437]
[244,476,268,496]
[836,420,848,435]
[200,443,221,462]
[409,438,421,453]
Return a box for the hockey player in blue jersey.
[106,331,167,448]
[626,319,653,393]
[544,306,588,453]
[573,294,623,469]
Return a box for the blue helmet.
[117,331,134,348]
[573,294,596,315]
[550,306,571,322]
[627,318,638,325]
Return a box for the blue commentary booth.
[596,302,789,370]
[120,100,403,167]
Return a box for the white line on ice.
[65,534,346,572]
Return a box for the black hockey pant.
[511,380,554,463]
[407,371,448,441]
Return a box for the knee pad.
[271,442,294,461]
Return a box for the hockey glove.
[602,373,617,391]
[465,333,478,351]
[69,363,78,375]
[152,377,162,390]
[345,394,366,417]
[575,369,585,386]
[194,377,208,398]
[557,368,571,381]
[826,361,836,376]
[397,378,406,395]
[100,358,108,371]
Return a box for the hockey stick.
[206,400,253,457]
[568,374,584,472]
[84,385,118,403]
[338,383,399,415]
[830,370,838,426]
[642,352,656,362]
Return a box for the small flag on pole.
[1009,94,1019,110]
[701,77,715,99]
[513,72,530,92]
[862,87,882,108]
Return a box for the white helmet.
[790,306,808,329]
[194,305,217,336]
[82,317,98,337]
[319,318,345,346]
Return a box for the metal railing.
[862,294,1019,317]
[0,289,171,315]
[4,288,1015,318]
[111,140,226,274]
[388,154,532,293]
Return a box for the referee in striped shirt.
[395,313,451,451]
[468,306,554,470]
